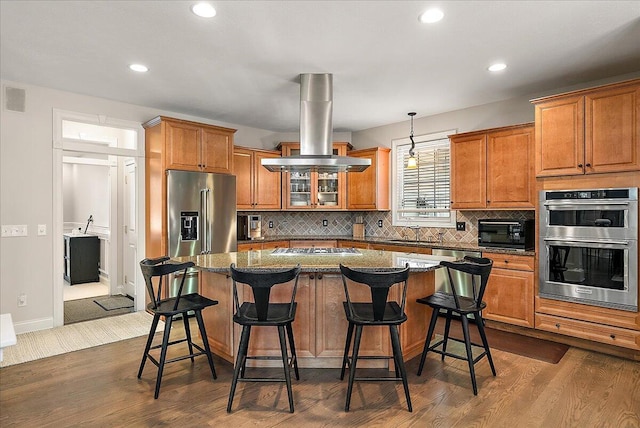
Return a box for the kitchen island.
[177,248,455,368]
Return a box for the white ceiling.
[2,1,639,132]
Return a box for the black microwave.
[478,219,535,251]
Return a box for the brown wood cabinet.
[290,240,337,248]
[532,79,640,177]
[279,142,350,210]
[237,240,289,252]
[482,252,535,328]
[347,147,391,210]
[450,123,535,209]
[337,240,370,249]
[200,268,436,367]
[233,146,281,210]
[146,116,235,174]
[143,116,236,258]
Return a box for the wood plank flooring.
[1,324,639,427]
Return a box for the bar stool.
[138,257,218,399]
[416,256,495,395]
[339,263,412,412]
[227,263,302,413]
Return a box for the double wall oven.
[539,188,638,312]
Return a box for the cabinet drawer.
[338,240,369,249]
[536,313,640,350]
[483,252,534,271]
[290,240,337,248]
[262,240,289,250]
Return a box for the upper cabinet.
[347,147,390,210]
[233,146,281,210]
[279,142,350,210]
[532,79,640,177]
[450,123,535,210]
[144,116,235,174]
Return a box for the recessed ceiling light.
[191,2,216,18]
[129,64,148,73]
[488,63,507,72]
[419,8,444,24]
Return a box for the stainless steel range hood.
[261,74,371,173]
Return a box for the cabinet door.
[585,84,640,174]
[534,95,585,177]
[233,148,253,210]
[200,272,235,363]
[253,151,282,209]
[483,267,534,328]
[450,134,487,209]
[241,274,316,359]
[200,127,232,174]
[315,273,389,361]
[280,142,348,210]
[165,120,201,171]
[347,147,390,210]
[486,126,535,208]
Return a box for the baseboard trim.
[13,317,54,334]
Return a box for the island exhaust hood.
[261,73,371,173]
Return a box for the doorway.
[52,110,145,327]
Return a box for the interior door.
[123,160,137,297]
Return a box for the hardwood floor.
[1,326,639,427]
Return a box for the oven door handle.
[543,238,630,247]
[543,201,630,208]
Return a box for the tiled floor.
[63,281,109,301]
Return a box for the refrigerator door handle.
[201,188,209,254]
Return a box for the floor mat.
[94,295,134,311]
[64,295,133,324]
[435,316,569,364]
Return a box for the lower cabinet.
[482,252,535,328]
[237,240,289,252]
[63,235,100,285]
[199,269,435,366]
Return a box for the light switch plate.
[38,224,47,236]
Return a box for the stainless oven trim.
[539,238,637,312]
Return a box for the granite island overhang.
[174,248,456,367]
[176,248,455,273]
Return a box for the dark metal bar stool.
[138,257,218,399]
[227,263,302,413]
[339,263,412,412]
[416,256,495,395]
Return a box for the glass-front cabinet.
[279,142,350,209]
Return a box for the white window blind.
[392,130,456,227]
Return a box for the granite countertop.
[176,248,456,273]
[239,235,535,256]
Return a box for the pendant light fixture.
[407,112,417,169]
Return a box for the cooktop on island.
[271,247,361,255]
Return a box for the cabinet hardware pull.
[578,163,583,168]
[504,260,509,263]
[309,274,314,280]
[586,163,591,167]
[610,334,616,339]
[555,323,561,329]
[318,273,323,280]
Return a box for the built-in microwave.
[478,219,535,251]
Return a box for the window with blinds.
[391,130,456,227]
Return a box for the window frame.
[391,129,457,228]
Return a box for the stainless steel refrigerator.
[167,170,236,297]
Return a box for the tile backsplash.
[241,210,534,243]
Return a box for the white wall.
[62,163,110,229]
[0,79,279,331]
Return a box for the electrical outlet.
[322,219,328,227]
[38,224,47,236]
[268,221,274,229]
[456,221,466,231]
[377,220,383,227]
[18,293,27,307]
